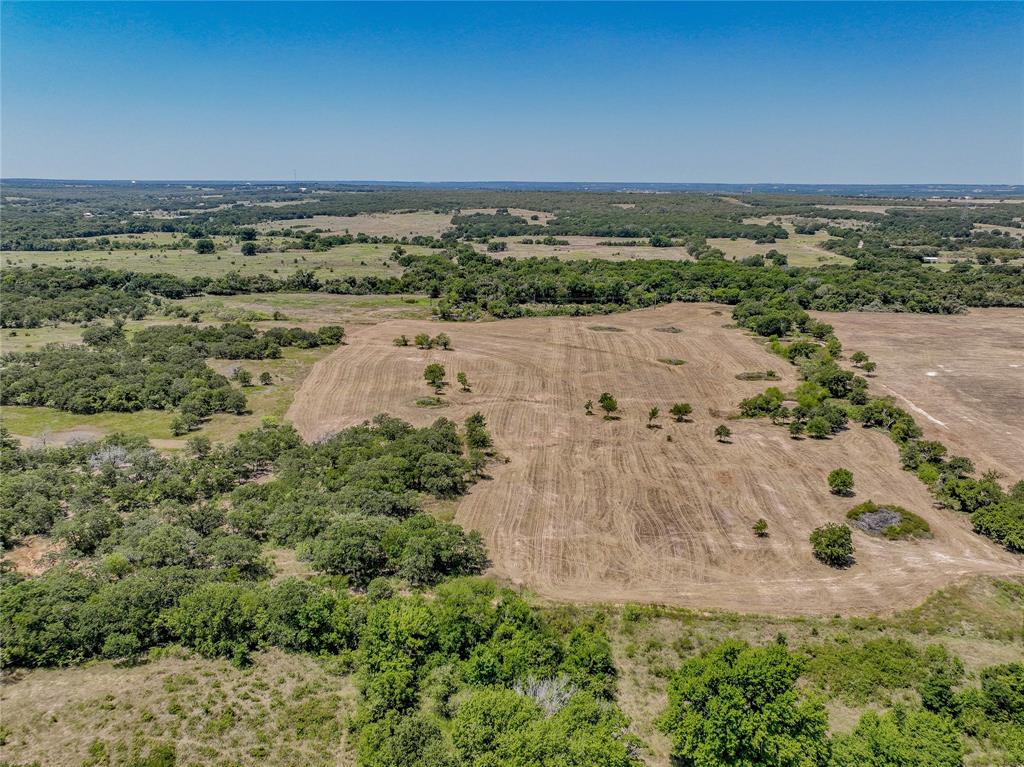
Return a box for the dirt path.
[288,303,1020,616]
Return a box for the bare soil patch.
[821,308,1024,479]
[288,304,1018,616]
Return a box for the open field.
[491,235,694,261]
[288,303,1019,616]
[1,241,421,280]
[709,224,853,267]
[822,308,1024,479]
[256,210,453,237]
[0,649,357,767]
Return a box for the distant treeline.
[6,184,1020,250]
[4,238,1024,327]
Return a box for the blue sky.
[2,2,1021,183]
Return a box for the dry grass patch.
[0,649,357,767]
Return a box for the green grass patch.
[415,396,447,408]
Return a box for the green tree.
[195,238,215,254]
[457,372,471,392]
[714,424,731,442]
[670,402,693,422]
[394,335,410,347]
[647,407,660,427]
[810,523,854,567]
[433,333,452,350]
[424,363,446,392]
[163,582,266,665]
[241,241,257,257]
[806,416,830,439]
[234,368,253,387]
[753,518,769,537]
[259,371,273,386]
[415,333,433,349]
[658,641,830,767]
[598,392,619,419]
[828,468,854,496]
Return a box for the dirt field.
[287,303,1019,616]
[822,308,1024,480]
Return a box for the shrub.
[831,709,963,767]
[828,468,854,496]
[809,522,853,567]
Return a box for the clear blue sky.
[2,1,1021,183]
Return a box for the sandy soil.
[821,308,1024,480]
[287,303,1019,616]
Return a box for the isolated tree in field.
[850,351,869,367]
[584,400,594,416]
[862,361,877,374]
[259,372,273,386]
[415,333,432,349]
[241,241,257,257]
[195,238,215,254]
[433,332,452,350]
[647,407,660,428]
[753,518,769,537]
[457,372,471,392]
[714,424,731,442]
[810,522,854,567]
[828,468,854,496]
[233,368,253,387]
[658,641,830,767]
[393,335,409,347]
[598,392,618,419]
[670,402,692,422]
[424,363,446,392]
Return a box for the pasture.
[1,240,423,280]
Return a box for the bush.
[809,522,853,567]
[828,468,854,496]
[163,582,267,665]
[831,708,963,767]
